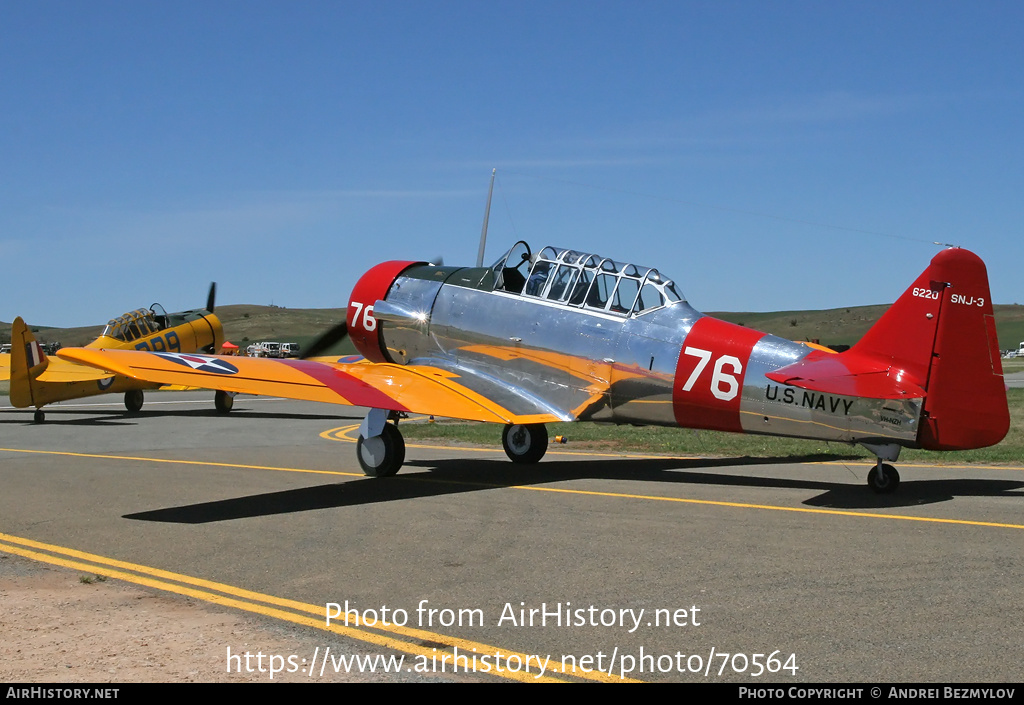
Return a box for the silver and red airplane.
[58,241,1009,493]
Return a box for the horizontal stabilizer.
[766,350,926,399]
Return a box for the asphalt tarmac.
[1004,370,1024,388]
[2,391,1023,683]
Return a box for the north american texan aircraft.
[57,242,1008,493]
[2,285,230,422]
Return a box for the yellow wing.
[1,345,120,383]
[38,358,122,383]
[57,348,565,425]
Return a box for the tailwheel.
[33,409,45,424]
[214,390,234,413]
[502,423,548,464]
[867,462,900,494]
[124,389,145,413]
[356,422,405,477]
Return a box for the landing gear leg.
[356,408,405,477]
[124,389,144,413]
[502,423,548,464]
[867,458,901,494]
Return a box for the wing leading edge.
[56,348,564,425]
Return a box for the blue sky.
[2,2,1022,326]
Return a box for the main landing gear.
[214,390,235,413]
[124,389,145,413]
[30,388,235,424]
[353,412,551,478]
[502,423,548,464]
[356,409,406,478]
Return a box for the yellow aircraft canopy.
[98,308,164,343]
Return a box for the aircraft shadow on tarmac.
[123,455,1024,524]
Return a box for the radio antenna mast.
[476,168,496,267]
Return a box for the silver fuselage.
[374,265,921,448]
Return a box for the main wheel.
[214,390,234,413]
[124,389,144,413]
[502,423,548,464]
[867,463,900,494]
[356,423,406,477]
[33,409,45,424]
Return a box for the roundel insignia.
[97,376,115,391]
[153,352,239,375]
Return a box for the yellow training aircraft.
[0,286,229,422]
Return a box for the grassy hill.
[709,304,890,348]
[0,305,355,354]
[3,302,1024,353]
[711,303,1024,351]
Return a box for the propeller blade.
[206,282,217,313]
[301,321,349,359]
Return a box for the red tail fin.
[852,248,1008,450]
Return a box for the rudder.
[918,248,1008,450]
[9,317,49,409]
[851,248,1008,450]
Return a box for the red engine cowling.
[347,260,418,362]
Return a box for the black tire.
[356,423,405,477]
[214,390,234,413]
[33,409,45,424]
[867,464,900,494]
[502,423,548,464]
[124,389,144,413]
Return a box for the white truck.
[248,341,282,358]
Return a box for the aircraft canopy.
[101,308,164,342]
[492,242,684,316]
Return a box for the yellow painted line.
[316,425,1024,531]
[0,446,364,478]
[320,423,695,460]
[5,435,1024,537]
[502,485,1024,531]
[0,531,633,683]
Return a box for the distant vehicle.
[280,342,301,358]
[0,343,10,354]
[260,342,282,358]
